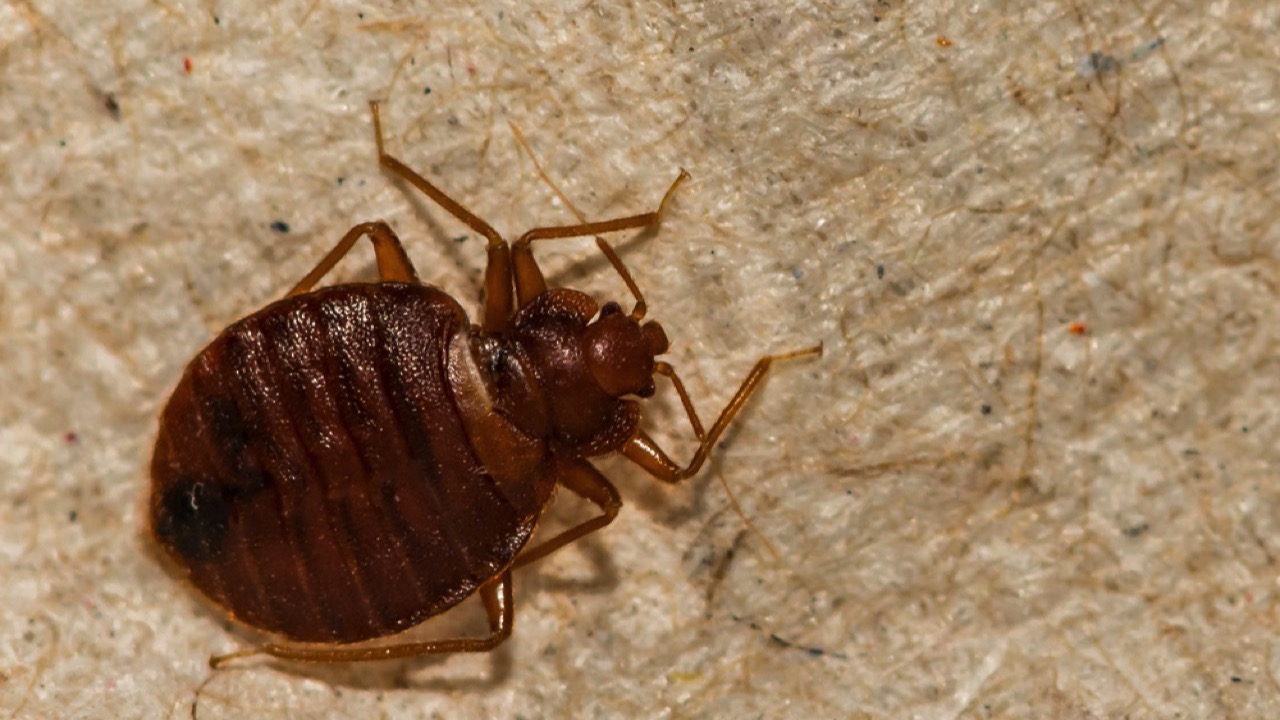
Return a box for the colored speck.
[64,431,78,443]
[1083,52,1118,76]
[1068,321,1087,335]
[1122,522,1148,538]
[936,36,952,48]
[69,510,78,523]
[424,86,431,95]
[452,235,468,243]
[1231,676,1243,683]
[336,176,345,185]
[766,631,847,659]
[980,404,992,415]
[270,220,290,233]
[792,267,804,280]
[1076,38,1165,79]
[1130,37,1166,62]
[876,264,885,279]
[183,56,193,74]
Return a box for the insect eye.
[600,302,624,318]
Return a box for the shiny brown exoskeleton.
[149,102,820,667]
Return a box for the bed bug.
[148,101,821,667]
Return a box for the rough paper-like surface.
[2,1,1277,717]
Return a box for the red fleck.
[65,431,78,443]
[183,56,193,74]
[467,60,477,75]
[936,36,953,48]
[1068,321,1087,335]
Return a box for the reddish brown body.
[153,284,555,643]
[149,102,818,666]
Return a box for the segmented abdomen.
[151,283,547,643]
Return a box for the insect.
[148,101,821,667]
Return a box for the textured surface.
[2,1,1278,718]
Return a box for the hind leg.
[209,570,514,667]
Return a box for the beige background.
[2,0,1278,718]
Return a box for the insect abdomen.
[151,284,548,643]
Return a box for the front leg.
[622,345,823,482]
[510,170,690,308]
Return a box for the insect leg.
[507,123,690,319]
[510,458,621,570]
[287,221,418,297]
[208,570,514,666]
[621,345,823,482]
[369,101,515,332]
[511,170,689,309]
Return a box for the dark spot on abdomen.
[155,477,230,563]
[204,394,249,455]
[199,393,270,499]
